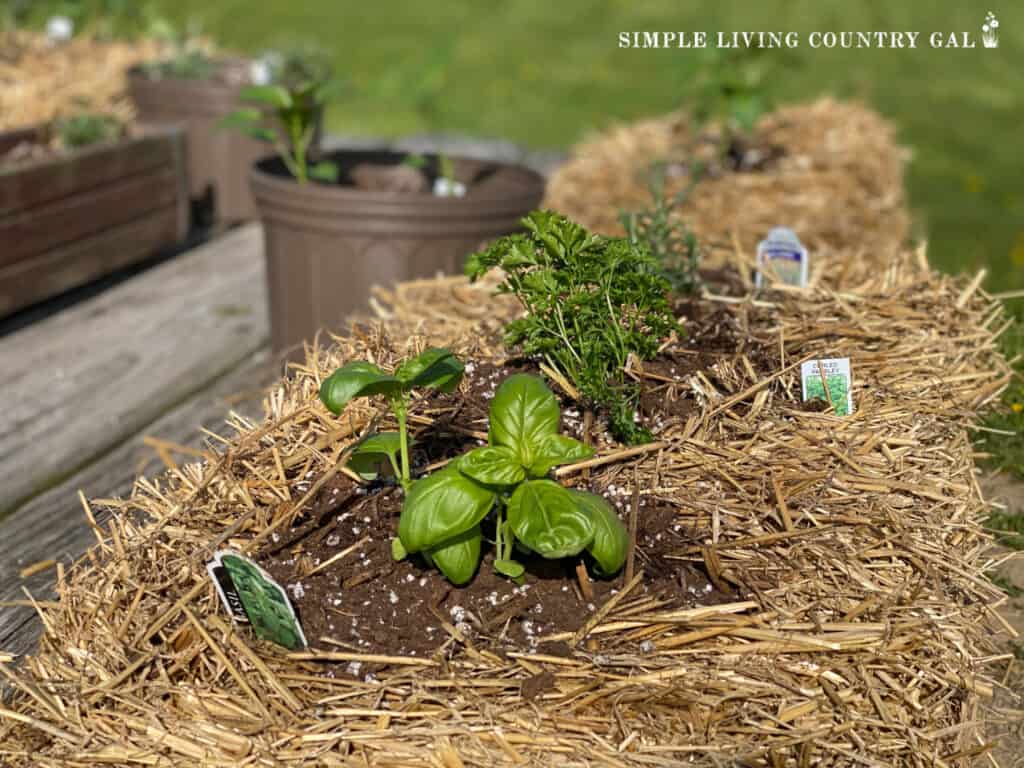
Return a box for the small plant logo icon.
[982,11,1000,48]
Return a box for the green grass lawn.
[150,0,1023,300]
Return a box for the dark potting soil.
[133,57,252,87]
[259,150,499,193]
[257,297,776,671]
[259,473,728,670]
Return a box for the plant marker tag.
[207,559,250,625]
[208,550,308,650]
[756,227,808,289]
[801,358,853,416]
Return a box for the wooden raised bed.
[0,125,189,317]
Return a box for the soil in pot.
[256,307,777,675]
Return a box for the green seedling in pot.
[394,373,629,586]
[221,50,344,184]
[319,348,464,490]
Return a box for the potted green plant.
[0,114,188,316]
[127,44,319,222]
[227,65,546,360]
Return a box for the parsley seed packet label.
[756,227,808,289]
[801,358,853,416]
[209,550,308,650]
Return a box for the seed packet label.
[208,550,307,650]
[801,358,853,416]
[756,227,808,288]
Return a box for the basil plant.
[319,349,464,490]
[395,374,629,585]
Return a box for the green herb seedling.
[466,211,679,445]
[319,348,464,490]
[221,51,344,184]
[54,113,123,149]
[141,48,216,80]
[395,373,629,586]
[620,162,703,295]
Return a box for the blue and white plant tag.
[800,358,853,416]
[756,227,808,289]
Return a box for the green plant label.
[210,551,307,650]
[801,358,853,416]
[756,227,808,288]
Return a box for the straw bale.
[0,246,1014,766]
[544,99,911,267]
[0,31,172,130]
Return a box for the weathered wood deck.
[0,224,276,656]
[0,135,564,658]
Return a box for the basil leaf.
[398,465,495,553]
[507,479,595,559]
[489,374,560,466]
[528,434,594,477]
[459,446,526,487]
[428,525,482,586]
[494,558,525,579]
[395,348,464,392]
[319,361,403,414]
[573,491,629,576]
[347,432,404,480]
[240,84,293,109]
[391,537,408,561]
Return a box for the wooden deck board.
[0,223,267,516]
[0,349,277,657]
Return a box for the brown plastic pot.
[251,150,545,358]
[127,61,268,222]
